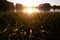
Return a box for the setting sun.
[23,8,34,14]
[23,8,40,14]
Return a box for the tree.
[0,1,14,11]
[38,3,51,10]
[16,3,23,10]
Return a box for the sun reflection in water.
[23,8,40,14]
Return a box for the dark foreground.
[0,11,60,40]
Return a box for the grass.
[0,11,60,40]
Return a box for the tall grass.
[0,11,60,40]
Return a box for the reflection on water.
[23,8,40,13]
[10,8,60,13]
[50,9,60,12]
[23,8,60,13]
[54,9,60,12]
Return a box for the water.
[23,8,40,13]
[10,8,60,13]
[50,9,60,12]
[22,8,60,13]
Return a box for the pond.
[10,8,60,13]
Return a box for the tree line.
[0,0,60,11]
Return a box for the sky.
[7,0,60,6]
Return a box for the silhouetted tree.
[16,3,23,10]
[53,5,60,9]
[53,5,56,12]
[38,3,51,10]
[0,0,14,11]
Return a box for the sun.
[23,8,40,14]
[23,8,33,14]
[26,8,33,13]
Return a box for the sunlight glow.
[23,8,33,14]
[26,8,33,13]
[23,8,40,14]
